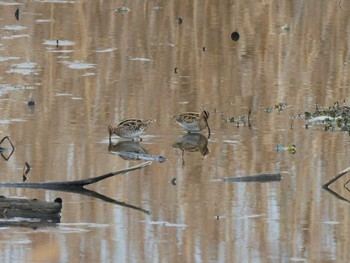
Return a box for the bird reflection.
[172,133,209,167]
[108,141,148,160]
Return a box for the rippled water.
[0,0,350,262]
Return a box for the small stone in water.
[281,24,290,31]
[15,8,19,21]
[115,7,131,14]
[28,100,36,106]
[170,178,177,185]
[231,31,240,41]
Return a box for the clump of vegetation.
[305,101,350,133]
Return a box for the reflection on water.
[173,133,209,166]
[0,0,349,262]
[108,141,148,156]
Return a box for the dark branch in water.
[0,161,152,214]
[322,166,350,203]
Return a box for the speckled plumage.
[174,110,211,138]
[108,119,154,141]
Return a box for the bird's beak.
[206,120,211,139]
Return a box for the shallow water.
[0,0,350,262]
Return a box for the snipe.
[108,119,154,141]
[174,110,211,138]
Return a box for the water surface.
[0,0,349,262]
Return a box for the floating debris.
[231,31,240,41]
[152,5,162,10]
[227,116,235,123]
[15,8,19,21]
[276,145,296,154]
[263,103,291,113]
[281,24,290,31]
[275,102,288,112]
[178,16,183,25]
[304,101,350,133]
[226,110,251,128]
[115,6,130,14]
[222,173,281,183]
[28,99,35,106]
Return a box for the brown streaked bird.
[108,119,154,141]
[174,110,211,138]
